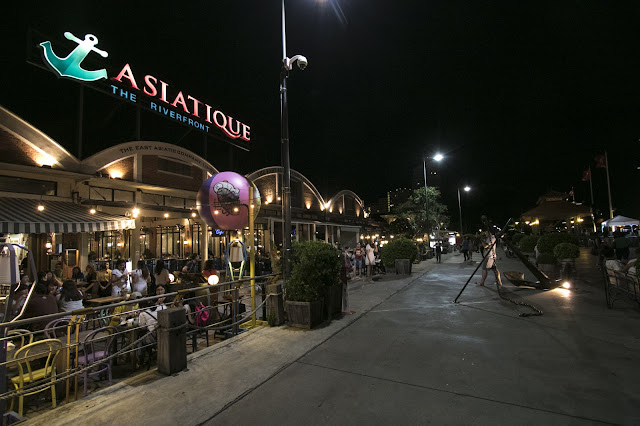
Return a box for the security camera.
[288,55,308,71]
[296,56,308,70]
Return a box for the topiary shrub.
[537,252,557,264]
[380,238,417,267]
[537,233,578,254]
[519,235,539,252]
[553,242,580,259]
[511,233,525,245]
[285,241,341,302]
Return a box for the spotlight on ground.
[561,281,571,289]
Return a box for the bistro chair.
[76,326,117,396]
[9,339,63,416]
[43,317,76,340]
[7,329,34,349]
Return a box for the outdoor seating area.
[0,275,274,418]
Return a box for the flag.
[594,154,606,168]
[581,168,590,181]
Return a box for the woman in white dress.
[132,260,150,296]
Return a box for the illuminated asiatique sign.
[38,31,250,145]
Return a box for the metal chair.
[9,339,63,416]
[7,329,34,349]
[43,317,75,339]
[76,326,117,396]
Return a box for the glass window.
[158,157,192,177]
[0,176,56,195]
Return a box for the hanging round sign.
[196,171,261,230]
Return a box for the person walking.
[461,237,470,261]
[435,242,442,263]
[477,230,502,287]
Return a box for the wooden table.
[84,296,124,307]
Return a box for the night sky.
[2,1,639,230]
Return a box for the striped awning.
[0,197,135,234]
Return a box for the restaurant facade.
[0,105,369,277]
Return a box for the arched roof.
[82,141,218,174]
[327,190,364,209]
[0,106,80,170]
[247,166,326,207]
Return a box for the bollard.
[266,283,285,326]
[157,307,187,375]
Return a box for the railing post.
[266,283,285,326]
[232,287,240,336]
[157,308,187,375]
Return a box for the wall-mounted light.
[109,169,123,179]
[164,213,169,218]
[89,208,96,214]
[191,212,197,218]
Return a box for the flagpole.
[604,151,613,219]
[588,165,596,232]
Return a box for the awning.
[0,197,135,234]
[602,215,639,227]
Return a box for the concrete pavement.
[26,247,640,425]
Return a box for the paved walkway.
[26,247,640,425]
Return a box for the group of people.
[342,241,378,281]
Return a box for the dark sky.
[2,1,639,230]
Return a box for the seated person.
[137,299,167,367]
[10,283,30,317]
[71,266,85,282]
[23,282,58,331]
[57,280,84,312]
[154,285,167,307]
[109,292,142,327]
[603,247,623,284]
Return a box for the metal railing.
[0,270,279,417]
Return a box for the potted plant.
[553,242,580,267]
[536,252,557,277]
[518,235,539,257]
[284,241,341,328]
[380,238,416,273]
[536,233,578,254]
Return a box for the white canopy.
[602,215,640,227]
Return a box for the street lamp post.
[458,186,471,234]
[281,0,308,281]
[423,153,443,244]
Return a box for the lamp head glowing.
[464,186,471,192]
[433,154,444,162]
[207,274,220,285]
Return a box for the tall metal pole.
[281,0,292,281]
[423,159,429,242]
[604,151,613,219]
[457,188,463,234]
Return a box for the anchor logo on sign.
[40,32,109,82]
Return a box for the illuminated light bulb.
[133,208,140,216]
[208,274,220,285]
[168,273,175,283]
[164,213,169,218]
[233,207,239,212]
[89,208,96,214]
[214,210,219,215]
[37,204,45,211]
[191,212,197,217]
[561,281,571,289]
[45,242,52,249]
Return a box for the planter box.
[537,263,557,278]
[395,259,411,275]
[285,300,324,329]
[324,285,343,320]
